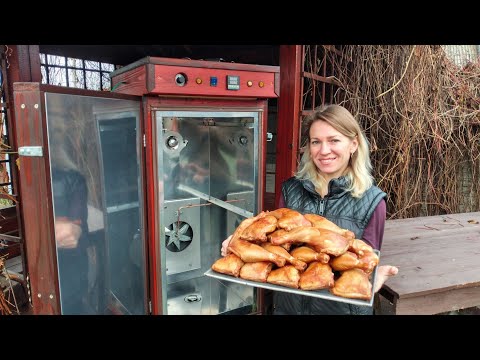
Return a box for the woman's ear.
[351,136,359,153]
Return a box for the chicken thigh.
[239,262,273,282]
[229,238,286,267]
[330,268,372,300]
[260,242,307,271]
[267,265,301,289]
[299,262,335,290]
[211,253,245,277]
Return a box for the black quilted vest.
[273,176,386,315]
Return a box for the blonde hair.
[295,104,374,198]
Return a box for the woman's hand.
[373,265,399,293]
[221,235,233,257]
[55,218,82,249]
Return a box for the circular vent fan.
[165,221,193,252]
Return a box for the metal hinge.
[143,134,146,147]
[148,300,152,314]
[18,146,43,157]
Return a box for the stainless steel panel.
[205,250,381,307]
[166,276,254,315]
[164,198,201,276]
[226,191,254,235]
[157,110,261,314]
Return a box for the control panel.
[151,65,276,97]
[110,57,279,98]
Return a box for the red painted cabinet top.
[110,56,280,98]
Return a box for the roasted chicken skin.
[299,262,335,290]
[330,268,372,300]
[329,251,360,271]
[357,250,379,274]
[227,211,268,249]
[211,253,245,277]
[267,265,301,289]
[270,227,349,257]
[289,246,330,264]
[229,238,286,268]
[268,208,311,231]
[267,229,292,250]
[269,226,322,243]
[260,242,307,271]
[240,215,278,242]
[348,238,374,256]
[239,262,273,283]
[304,213,355,239]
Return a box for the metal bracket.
[18,146,43,157]
[178,184,253,218]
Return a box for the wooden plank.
[385,212,480,231]
[382,226,480,251]
[381,230,480,297]
[110,64,148,96]
[380,212,480,301]
[13,83,59,314]
[395,285,480,315]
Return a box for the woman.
[222,104,398,315]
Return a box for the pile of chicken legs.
[211,208,379,300]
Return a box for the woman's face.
[309,120,358,181]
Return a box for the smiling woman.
[308,121,358,194]
[296,104,372,199]
[272,104,398,315]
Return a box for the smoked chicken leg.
[226,211,268,250]
[268,208,311,231]
[228,239,286,267]
[240,215,278,242]
[348,238,374,256]
[260,242,307,271]
[290,246,330,264]
[304,213,355,239]
[270,227,349,257]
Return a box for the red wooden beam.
[13,82,60,314]
[275,46,303,207]
[4,45,42,307]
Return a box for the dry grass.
[310,45,480,219]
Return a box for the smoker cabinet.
[111,57,279,315]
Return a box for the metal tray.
[205,250,380,307]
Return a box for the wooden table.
[374,212,480,315]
